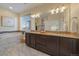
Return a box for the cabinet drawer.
[36,40,46,45]
[30,39,35,44]
[36,42,46,47]
[36,43,48,53]
[36,43,58,56]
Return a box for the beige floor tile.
[0,32,49,56]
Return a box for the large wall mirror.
[44,13,66,32]
[30,4,70,32]
[34,10,69,32]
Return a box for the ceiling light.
[9,7,13,9]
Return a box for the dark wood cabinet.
[25,33,36,48]
[59,37,73,56]
[25,33,30,46]
[72,39,79,55]
[35,35,48,53]
[46,36,59,55]
[25,32,79,56]
[25,33,60,55]
[29,34,36,48]
[36,35,47,46]
[35,35,59,55]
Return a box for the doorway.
[20,16,31,32]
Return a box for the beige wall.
[70,4,79,32]
[17,15,21,31]
[0,8,19,32]
[0,8,17,16]
[70,4,79,17]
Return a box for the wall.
[70,4,79,32]
[0,8,18,32]
[70,4,79,17]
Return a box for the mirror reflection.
[30,4,79,33]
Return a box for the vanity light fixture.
[56,8,60,13]
[50,8,60,14]
[31,6,67,18]
[49,6,66,14]
[60,6,66,12]
[35,13,40,18]
[31,13,40,18]
[50,9,55,14]
[31,14,36,18]
[62,6,66,10]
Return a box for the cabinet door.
[35,35,48,53]
[59,37,73,56]
[36,35,47,45]
[46,36,59,56]
[25,33,30,46]
[29,34,36,48]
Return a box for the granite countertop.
[26,31,79,39]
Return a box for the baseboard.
[0,31,24,34]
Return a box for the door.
[46,36,59,55]
[59,37,73,56]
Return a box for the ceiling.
[0,3,44,14]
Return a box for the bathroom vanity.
[25,31,79,56]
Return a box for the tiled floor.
[0,32,49,56]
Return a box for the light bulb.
[60,6,66,12]
[31,13,40,18]
[36,13,40,17]
[56,8,59,13]
[50,9,55,14]
[31,14,36,18]
[9,6,13,10]
[62,6,66,10]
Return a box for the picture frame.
[2,16,15,27]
